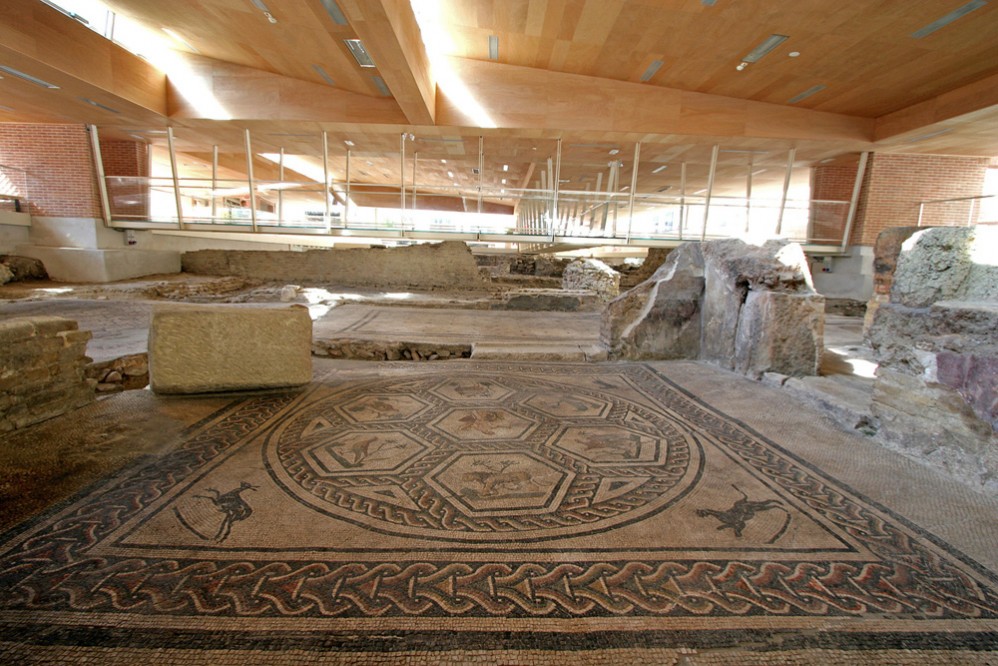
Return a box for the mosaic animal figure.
[196,481,258,542]
[696,485,791,544]
[335,436,403,467]
[462,459,538,498]
[577,432,642,461]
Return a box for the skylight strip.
[488,35,499,60]
[81,97,120,113]
[372,75,390,96]
[640,60,664,82]
[312,64,336,86]
[788,84,826,103]
[652,165,668,173]
[345,39,376,68]
[320,0,348,25]
[912,0,987,38]
[0,66,60,89]
[743,34,789,63]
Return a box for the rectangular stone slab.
[149,305,312,394]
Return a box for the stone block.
[149,305,313,394]
[734,291,825,378]
[601,243,703,360]
[0,263,11,285]
[0,254,47,281]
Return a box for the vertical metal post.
[167,127,185,229]
[610,161,619,237]
[700,144,719,241]
[211,144,218,221]
[775,147,796,236]
[244,128,257,233]
[553,138,562,226]
[399,132,406,221]
[917,202,925,227]
[744,157,753,234]
[88,125,113,227]
[478,136,484,214]
[411,151,418,211]
[322,131,330,233]
[679,162,686,240]
[626,142,641,242]
[839,151,869,252]
[968,197,977,226]
[345,149,351,227]
[277,147,285,225]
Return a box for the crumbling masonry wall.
[0,316,94,432]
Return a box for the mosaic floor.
[1,361,997,664]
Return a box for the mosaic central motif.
[265,374,701,541]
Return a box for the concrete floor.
[1,279,997,663]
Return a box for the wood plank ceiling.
[1,0,997,204]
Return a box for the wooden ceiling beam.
[0,0,167,118]
[874,72,998,142]
[167,54,407,125]
[435,57,875,144]
[334,0,436,126]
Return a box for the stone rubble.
[562,258,621,302]
[85,353,149,394]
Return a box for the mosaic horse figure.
[696,484,792,544]
[195,481,259,542]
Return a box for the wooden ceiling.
[1,0,997,202]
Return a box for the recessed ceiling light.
[502,164,509,171]
[693,188,707,194]
[488,35,499,60]
[312,64,335,86]
[441,159,447,163]
[620,185,630,191]
[788,51,800,57]
[344,140,354,146]
[736,62,748,71]
[0,65,59,89]
[319,0,348,25]
[345,39,376,68]
[912,0,987,39]
[371,75,390,96]
[501,178,507,184]
[248,0,277,22]
[701,0,717,5]
[447,171,454,178]
[657,186,672,192]
[608,149,620,155]
[751,169,767,176]
[742,34,789,63]
[651,165,668,173]
[788,84,826,103]
[640,60,664,82]
[81,97,120,113]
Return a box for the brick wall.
[0,123,101,218]
[809,164,858,244]
[0,316,94,433]
[852,154,989,246]
[99,139,150,218]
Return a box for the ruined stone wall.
[0,317,94,432]
[182,241,490,291]
[602,239,824,378]
[867,226,998,491]
[563,259,620,302]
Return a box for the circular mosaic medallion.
[264,373,702,542]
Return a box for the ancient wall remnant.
[867,225,998,491]
[182,241,490,291]
[602,239,824,378]
[562,259,620,302]
[0,316,94,432]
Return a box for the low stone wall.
[0,316,94,432]
[602,239,824,378]
[867,225,998,491]
[182,241,490,291]
[149,305,313,394]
